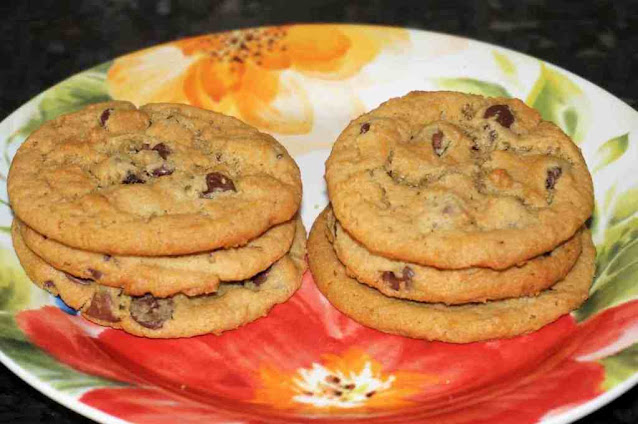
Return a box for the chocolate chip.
[545,167,562,189]
[360,122,370,134]
[382,266,414,291]
[366,391,376,398]
[84,291,120,322]
[432,131,446,156]
[343,383,355,390]
[122,172,145,184]
[43,280,56,291]
[130,294,174,329]
[64,272,93,285]
[484,105,514,128]
[382,271,402,291]
[151,164,174,177]
[103,255,112,262]
[87,268,102,280]
[402,266,415,281]
[152,143,170,159]
[252,270,269,286]
[99,109,113,127]
[201,172,236,197]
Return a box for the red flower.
[16,273,638,424]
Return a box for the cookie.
[8,101,302,256]
[329,208,582,304]
[308,208,594,343]
[17,217,296,297]
[325,91,594,269]
[12,218,307,338]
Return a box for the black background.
[1,1,637,423]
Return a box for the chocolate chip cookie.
[328,208,582,304]
[308,208,594,343]
[325,91,594,269]
[8,101,302,256]
[12,218,307,338]
[17,217,296,297]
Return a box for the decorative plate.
[0,24,637,424]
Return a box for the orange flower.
[253,348,436,412]
[107,24,409,134]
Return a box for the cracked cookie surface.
[325,91,594,269]
[8,101,302,255]
[17,217,296,297]
[12,219,307,338]
[308,208,594,343]
[328,208,582,304]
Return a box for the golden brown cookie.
[12,219,307,338]
[328,208,582,304]
[308,208,594,343]
[18,217,296,297]
[325,91,594,269]
[8,101,302,256]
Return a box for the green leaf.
[492,51,517,78]
[609,186,638,226]
[0,249,31,314]
[526,63,589,143]
[599,343,638,390]
[434,78,511,98]
[4,62,112,165]
[576,217,638,321]
[0,324,124,394]
[593,133,629,173]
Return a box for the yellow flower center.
[252,349,436,412]
[292,361,394,408]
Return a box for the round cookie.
[326,91,594,269]
[8,101,302,256]
[17,217,296,297]
[12,219,307,338]
[329,208,582,304]
[308,208,594,343]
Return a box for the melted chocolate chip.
[99,109,113,127]
[484,105,514,128]
[545,167,562,189]
[64,272,93,285]
[381,266,414,291]
[130,294,174,329]
[88,268,102,280]
[152,164,174,177]
[43,280,56,291]
[122,172,145,184]
[360,122,370,134]
[252,270,269,286]
[432,131,446,156]
[201,172,236,197]
[152,143,170,159]
[84,291,120,322]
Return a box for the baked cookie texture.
[18,218,296,297]
[13,217,306,338]
[326,91,593,269]
[312,91,596,343]
[9,102,306,338]
[8,101,302,256]
[309,208,594,343]
[329,209,582,304]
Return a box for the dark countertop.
[1,1,637,423]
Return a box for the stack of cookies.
[309,91,595,343]
[9,101,305,338]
